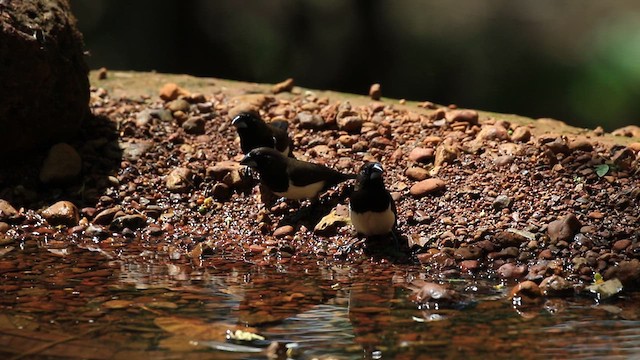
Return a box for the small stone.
[492,195,511,210]
[405,167,429,181]
[460,260,479,272]
[586,278,623,300]
[207,161,243,180]
[497,263,528,279]
[603,260,640,287]
[587,211,604,219]
[434,141,459,167]
[97,67,108,80]
[110,214,147,231]
[629,142,640,152]
[182,117,206,134]
[410,178,446,198]
[159,83,188,101]
[547,213,582,242]
[338,135,356,147]
[39,143,82,185]
[508,280,542,300]
[613,239,632,252]
[612,147,636,171]
[545,138,570,155]
[369,83,382,100]
[93,206,121,225]
[337,116,364,133]
[0,200,18,221]
[166,167,194,193]
[494,154,515,167]
[539,275,573,297]
[272,78,294,94]
[166,99,191,113]
[297,112,325,129]
[42,201,80,227]
[510,127,531,142]
[445,109,478,125]
[454,246,483,260]
[211,183,231,202]
[476,126,509,141]
[274,225,295,238]
[568,139,593,152]
[408,147,435,163]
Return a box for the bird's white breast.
[274,180,324,200]
[349,204,395,236]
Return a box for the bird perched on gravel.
[349,162,398,239]
[232,112,293,156]
[240,147,355,201]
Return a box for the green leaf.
[595,164,610,177]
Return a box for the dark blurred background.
[71,0,640,131]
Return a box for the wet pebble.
[110,214,147,231]
[509,280,542,299]
[497,263,528,279]
[274,225,295,238]
[93,206,121,225]
[0,222,9,233]
[166,99,191,113]
[42,201,80,227]
[539,275,573,297]
[211,183,231,202]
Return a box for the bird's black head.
[231,112,264,131]
[356,162,385,190]
[240,147,284,170]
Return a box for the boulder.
[0,0,89,156]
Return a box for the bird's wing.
[287,160,351,188]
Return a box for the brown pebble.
[408,147,435,163]
[369,83,382,100]
[460,260,479,272]
[42,201,80,227]
[274,225,295,238]
[410,178,446,198]
[547,213,581,242]
[445,109,478,125]
[405,167,429,181]
[613,239,632,252]
[508,280,542,299]
[510,127,531,142]
[159,83,188,101]
[272,78,294,94]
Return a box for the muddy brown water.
[1,238,640,360]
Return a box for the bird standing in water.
[349,162,398,240]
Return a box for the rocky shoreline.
[1,70,640,301]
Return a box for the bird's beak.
[372,163,384,173]
[232,117,247,129]
[240,154,257,168]
[370,163,384,180]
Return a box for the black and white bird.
[349,162,397,238]
[232,112,293,156]
[240,147,355,201]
